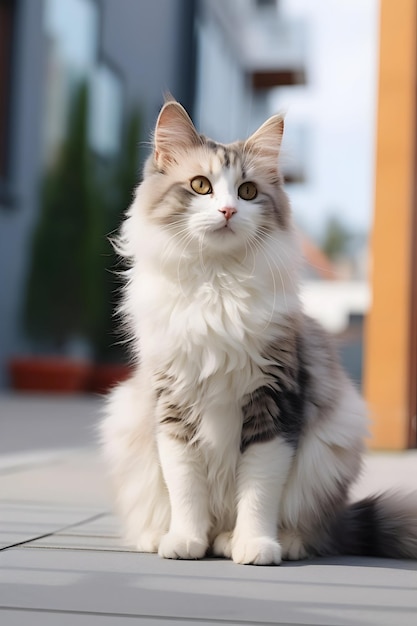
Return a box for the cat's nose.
[218,206,237,221]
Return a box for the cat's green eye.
[238,182,257,201]
[190,176,212,195]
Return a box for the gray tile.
[61,513,120,538]
[0,394,101,456]
[0,454,110,509]
[0,520,85,548]
[1,521,68,533]
[0,503,106,550]
[1,548,416,625]
[0,502,102,524]
[0,609,237,626]
[26,534,129,552]
[0,532,33,550]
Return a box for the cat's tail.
[326,491,417,559]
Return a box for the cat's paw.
[280,530,308,561]
[136,531,163,553]
[212,531,233,558]
[231,535,282,566]
[158,532,208,560]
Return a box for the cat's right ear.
[244,114,284,168]
[154,101,201,169]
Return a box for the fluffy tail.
[327,491,417,559]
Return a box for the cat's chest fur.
[138,261,283,403]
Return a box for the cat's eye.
[190,176,212,195]
[238,182,257,201]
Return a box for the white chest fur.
[135,262,287,400]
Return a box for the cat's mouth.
[212,222,235,234]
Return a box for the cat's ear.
[244,115,284,174]
[154,100,201,168]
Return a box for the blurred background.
[0,0,415,449]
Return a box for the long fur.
[101,100,417,564]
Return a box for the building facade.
[0,0,196,387]
[194,0,306,171]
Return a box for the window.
[43,0,123,162]
[89,64,123,158]
[43,0,99,164]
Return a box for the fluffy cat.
[101,99,417,565]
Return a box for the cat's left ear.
[154,100,201,169]
[244,115,284,171]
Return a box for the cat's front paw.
[212,531,233,558]
[158,532,208,560]
[136,531,163,553]
[280,530,308,561]
[231,535,282,565]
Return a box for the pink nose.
[218,206,237,221]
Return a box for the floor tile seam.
[0,512,107,552]
[24,544,130,553]
[36,532,120,539]
[0,605,313,625]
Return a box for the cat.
[100,98,417,565]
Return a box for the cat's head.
[134,99,293,259]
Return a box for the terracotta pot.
[9,357,92,393]
[88,363,133,395]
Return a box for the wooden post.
[364,0,417,449]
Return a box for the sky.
[272,0,379,239]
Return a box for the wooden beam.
[364,0,417,448]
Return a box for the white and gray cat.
[101,99,417,565]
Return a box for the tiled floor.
[1,394,417,625]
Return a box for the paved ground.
[1,393,416,625]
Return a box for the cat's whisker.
[159,223,193,271]
[245,236,259,279]
[255,227,298,296]
[248,236,280,329]
[245,237,259,281]
[266,246,298,299]
[160,235,187,273]
[251,230,293,318]
[241,239,256,277]
[259,230,296,274]
[241,239,249,267]
[159,223,196,295]
[259,241,297,295]
[176,233,196,298]
[198,229,208,274]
